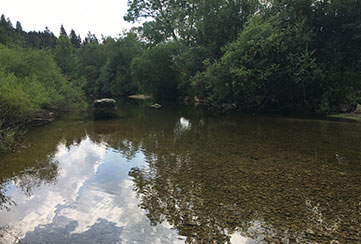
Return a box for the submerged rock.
[150,103,162,109]
[94,98,117,119]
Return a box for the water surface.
[0,101,360,243]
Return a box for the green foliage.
[327,113,361,122]
[23,28,57,49]
[0,120,16,153]
[0,46,85,119]
[97,33,142,97]
[77,41,107,95]
[124,0,361,113]
[1,0,360,122]
[0,14,57,49]
[0,45,86,152]
[82,31,98,46]
[70,29,82,49]
[317,71,361,114]
[173,45,211,96]
[60,24,68,38]
[53,35,79,79]
[131,42,180,99]
[0,69,45,121]
[126,0,259,50]
[0,14,23,47]
[192,15,322,111]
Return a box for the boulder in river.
[94,98,117,119]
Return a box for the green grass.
[327,113,361,121]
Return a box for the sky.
[1,0,136,39]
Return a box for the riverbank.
[0,110,59,153]
[327,113,361,122]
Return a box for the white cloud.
[1,0,135,38]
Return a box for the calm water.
[0,101,360,244]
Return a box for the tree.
[0,14,6,24]
[125,0,259,50]
[124,0,182,42]
[131,42,180,99]
[77,40,107,95]
[15,21,22,33]
[39,27,57,48]
[69,29,81,48]
[60,24,68,38]
[0,46,85,120]
[97,33,142,97]
[83,31,98,46]
[0,14,22,46]
[192,15,322,111]
[53,35,78,79]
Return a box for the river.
[0,100,360,243]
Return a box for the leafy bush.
[0,45,86,152]
[0,69,43,122]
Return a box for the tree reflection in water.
[0,156,59,212]
[0,102,360,243]
[127,112,361,243]
[0,115,89,212]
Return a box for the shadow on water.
[0,99,360,243]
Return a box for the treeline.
[123,0,361,113]
[0,16,86,152]
[68,0,361,113]
[61,0,361,114]
[1,0,361,149]
[3,0,361,113]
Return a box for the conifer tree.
[70,29,81,48]
[60,24,68,38]
[83,31,98,46]
[15,21,22,32]
[0,14,6,24]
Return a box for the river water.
[0,100,360,243]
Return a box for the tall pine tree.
[60,24,68,38]
[69,29,81,48]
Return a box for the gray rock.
[354,104,361,114]
[94,98,116,105]
[94,98,117,119]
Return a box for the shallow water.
[0,101,360,244]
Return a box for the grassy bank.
[327,113,361,122]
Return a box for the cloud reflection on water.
[0,136,183,244]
